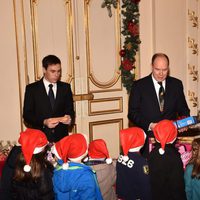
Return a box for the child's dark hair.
[42,55,61,70]
[13,146,52,182]
[188,138,200,179]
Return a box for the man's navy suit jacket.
[23,78,75,142]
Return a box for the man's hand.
[149,122,157,131]
[178,127,188,133]
[59,115,72,125]
[43,118,60,128]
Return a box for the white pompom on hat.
[153,119,177,155]
[18,128,48,172]
[51,133,88,169]
[88,139,112,164]
[120,127,146,161]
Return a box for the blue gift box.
[173,116,197,129]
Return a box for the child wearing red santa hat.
[51,133,103,200]
[148,119,187,200]
[0,128,54,200]
[116,127,152,200]
[84,139,117,200]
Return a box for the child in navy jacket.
[116,127,152,200]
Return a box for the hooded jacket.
[53,161,103,200]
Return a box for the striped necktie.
[158,81,165,112]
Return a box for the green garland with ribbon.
[102,0,141,93]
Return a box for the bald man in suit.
[128,53,190,157]
[23,55,75,142]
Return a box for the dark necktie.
[48,84,55,109]
[158,81,165,112]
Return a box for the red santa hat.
[51,133,88,169]
[120,127,146,161]
[88,139,112,164]
[18,128,48,172]
[153,119,177,155]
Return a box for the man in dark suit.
[128,53,190,157]
[23,55,75,142]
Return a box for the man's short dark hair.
[151,53,169,66]
[42,55,61,69]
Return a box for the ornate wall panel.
[84,0,121,92]
[187,0,199,115]
[89,118,123,158]
[88,97,123,116]
[30,0,74,84]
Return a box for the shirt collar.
[43,77,56,88]
[151,74,166,88]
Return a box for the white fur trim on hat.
[129,145,143,152]
[106,158,113,164]
[24,164,31,172]
[159,148,165,155]
[33,144,47,154]
[62,162,69,170]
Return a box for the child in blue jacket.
[51,133,103,200]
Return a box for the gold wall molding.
[30,0,39,80]
[188,10,198,28]
[88,97,123,116]
[188,90,198,107]
[89,118,123,141]
[188,64,198,81]
[188,37,198,55]
[65,0,74,84]
[13,0,25,131]
[30,0,74,83]
[84,0,121,90]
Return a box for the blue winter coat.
[53,161,103,200]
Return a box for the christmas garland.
[102,0,141,93]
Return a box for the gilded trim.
[65,0,74,84]
[188,10,198,28]
[13,0,23,131]
[21,0,29,85]
[88,97,123,116]
[188,64,198,81]
[30,0,40,80]
[84,0,121,90]
[89,118,123,145]
[73,93,94,101]
[30,0,74,84]
[188,90,198,107]
[188,37,198,55]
